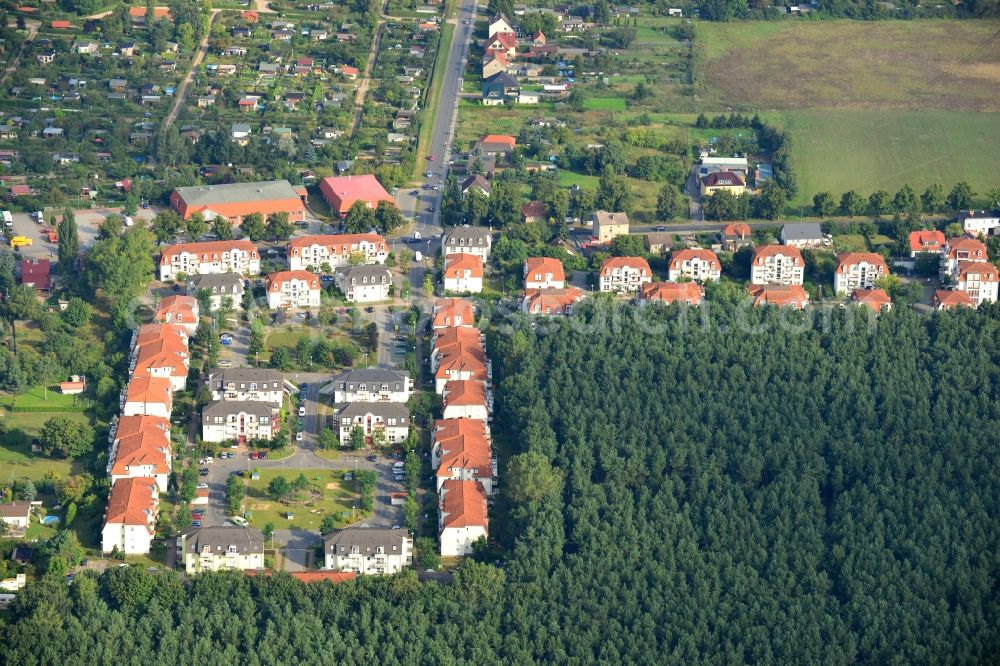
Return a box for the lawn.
[243,468,359,531]
[583,97,627,112]
[0,411,90,484]
[772,110,1000,205]
[1,385,88,412]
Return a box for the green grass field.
[583,97,627,112]
[773,110,1000,204]
[0,385,87,411]
[0,412,90,484]
[244,468,358,531]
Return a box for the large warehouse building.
[319,174,395,217]
[170,180,307,223]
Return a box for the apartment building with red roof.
[599,256,652,294]
[288,233,387,270]
[443,253,484,294]
[442,380,490,421]
[432,327,488,393]
[637,281,704,306]
[523,257,565,289]
[132,323,188,355]
[833,252,889,295]
[943,237,988,276]
[433,419,494,494]
[438,479,488,557]
[154,295,200,334]
[265,270,321,309]
[955,262,999,306]
[170,181,305,224]
[433,298,476,329]
[749,245,804,286]
[318,175,394,217]
[158,239,260,281]
[932,289,975,310]
[747,284,809,309]
[908,230,946,258]
[122,376,173,418]
[667,248,721,283]
[109,428,172,492]
[521,287,585,316]
[131,345,189,392]
[851,288,892,313]
[102,477,159,554]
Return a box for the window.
[228,545,237,554]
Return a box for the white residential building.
[329,369,412,403]
[101,478,159,555]
[961,210,1000,236]
[523,257,565,289]
[201,401,277,444]
[287,233,388,270]
[439,479,488,557]
[432,419,494,494]
[750,245,805,286]
[598,257,652,294]
[955,262,999,306]
[121,377,173,418]
[667,248,721,282]
[833,253,889,295]
[209,368,284,407]
[323,528,412,574]
[265,270,321,309]
[158,240,260,281]
[335,265,392,303]
[442,227,492,261]
[335,402,410,445]
[178,526,265,573]
[443,254,484,294]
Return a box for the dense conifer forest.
[3,297,999,664]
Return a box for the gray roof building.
[209,368,283,391]
[173,180,301,210]
[443,226,491,248]
[335,264,392,285]
[188,273,244,294]
[180,526,264,555]
[324,527,409,553]
[202,400,273,425]
[336,402,409,423]
[330,368,409,390]
[781,222,824,243]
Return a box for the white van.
[414,251,423,262]
[1,211,12,227]
[123,215,134,227]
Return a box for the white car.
[296,432,304,442]
[298,406,306,417]
[205,457,214,464]
[229,516,249,527]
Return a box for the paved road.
[686,169,704,222]
[164,10,223,129]
[6,208,157,260]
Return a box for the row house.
[524,257,565,289]
[750,245,804,286]
[521,287,585,316]
[667,248,721,283]
[178,526,265,573]
[101,477,159,555]
[122,376,173,418]
[335,265,393,303]
[933,289,975,310]
[833,252,888,295]
[942,237,988,277]
[323,528,412,574]
[599,256,652,294]
[955,262,999,306]
[637,281,704,306]
[442,380,491,421]
[432,326,490,394]
[442,226,492,261]
[439,479,489,557]
[108,415,172,492]
[288,233,388,270]
[747,284,809,309]
[433,298,475,329]
[130,323,188,363]
[154,295,200,335]
[329,368,412,404]
[908,230,946,258]
[131,344,188,392]
[443,254,484,294]
[851,288,892,313]
[159,240,261,281]
[433,419,494,494]
[335,402,410,445]
[201,400,277,444]
[265,270,321,309]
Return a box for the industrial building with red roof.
[318,175,395,216]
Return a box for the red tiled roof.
[524,257,565,283]
[134,333,189,359]
[266,270,320,292]
[599,256,651,276]
[134,323,188,351]
[115,415,170,440]
[908,230,945,253]
[19,259,51,290]
[486,32,517,50]
[639,281,704,305]
[318,175,393,215]
[129,6,170,18]
[133,349,188,378]
[125,376,172,406]
[440,479,488,528]
[752,244,803,263]
[105,478,157,526]
[155,295,198,324]
[244,570,357,583]
[481,134,516,150]
[957,261,999,282]
[433,298,475,328]
[722,222,751,239]
[288,233,385,256]
[9,184,31,196]
[341,65,359,76]
[111,431,170,476]
[933,289,974,309]
[443,380,488,408]
[702,172,744,187]
[669,248,719,270]
[851,288,892,311]
[947,238,988,261]
[159,240,259,265]
[520,201,547,219]
[50,20,72,28]
[747,284,809,308]
[522,287,585,314]
[445,253,484,279]
[835,252,888,273]
[434,418,492,478]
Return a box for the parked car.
[218,360,232,368]
[249,451,259,460]
[219,334,233,346]
[298,406,306,417]
[295,432,303,442]
[191,520,202,527]
[258,451,268,460]
[366,454,377,462]
[196,483,208,490]
[199,468,209,476]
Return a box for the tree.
[12,478,37,501]
[348,425,366,450]
[212,218,234,241]
[320,513,338,536]
[945,222,964,238]
[868,190,892,216]
[319,428,339,451]
[753,182,787,220]
[414,536,440,569]
[63,501,77,527]
[57,209,80,272]
[655,184,683,221]
[947,182,974,211]
[812,192,836,217]
[343,201,376,235]
[595,167,631,213]
[262,522,274,545]
[893,185,919,215]
[403,495,419,531]
[267,475,291,501]
[374,201,404,234]
[983,188,1000,209]
[507,451,563,503]
[608,234,645,257]
[85,227,156,314]
[61,297,92,327]
[185,213,209,241]
[151,211,183,244]
[0,250,14,296]
[267,212,295,241]
[270,346,291,371]
[840,190,866,217]
[920,184,944,213]
[240,213,266,242]
[39,416,95,458]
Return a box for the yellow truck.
[10,236,32,249]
